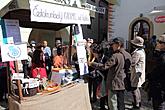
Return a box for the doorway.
[129,16,154,74]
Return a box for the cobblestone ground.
[92,89,153,110]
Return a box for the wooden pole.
[68,25,73,65]
[14,61,23,102]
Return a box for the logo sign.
[154,16,165,23]
[8,45,21,58]
[1,43,28,62]
[12,73,24,80]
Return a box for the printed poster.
[3,19,22,43]
[74,24,89,75]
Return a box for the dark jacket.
[91,50,125,90]
[148,50,165,99]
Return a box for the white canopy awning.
[0,0,12,10]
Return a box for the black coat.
[148,50,165,99]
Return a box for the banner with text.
[30,0,91,24]
[74,24,89,75]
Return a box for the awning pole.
[69,25,73,65]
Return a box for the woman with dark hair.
[53,46,67,68]
[93,45,109,110]
[31,49,47,79]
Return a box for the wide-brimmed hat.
[131,36,144,47]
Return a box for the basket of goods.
[44,81,61,92]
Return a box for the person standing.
[53,46,68,68]
[148,34,165,110]
[0,52,7,101]
[31,49,47,79]
[30,40,36,53]
[90,37,126,110]
[43,40,51,77]
[52,40,62,57]
[130,36,146,109]
[94,45,109,110]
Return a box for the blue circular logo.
[8,46,21,58]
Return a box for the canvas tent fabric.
[9,83,92,110]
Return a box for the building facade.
[109,0,165,46]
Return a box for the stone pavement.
[92,89,153,110]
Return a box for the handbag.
[32,68,47,79]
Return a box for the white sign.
[74,25,89,75]
[3,19,22,43]
[28,79,39,88]
[83,3,105,14]
[12,73,24,80]
[30,0,91,24]
[1,43,28,62]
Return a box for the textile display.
[8,83,92,110]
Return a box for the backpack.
[120,52,133,91]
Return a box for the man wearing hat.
[147,34,165,110]
[30,40,36,52]
[130,36,146,109]
[90,37,126,110]
[52,40,62,57]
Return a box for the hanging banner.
[74,24,89,75]
[30,0,91,24]
[1,43,28,62]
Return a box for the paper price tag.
[29,79,39,88]
[12,73,24,80]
